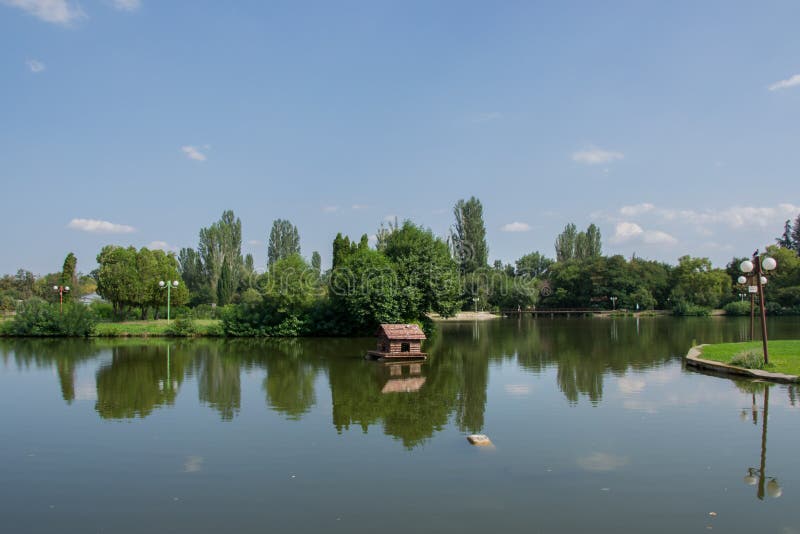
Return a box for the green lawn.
[93,319,222,337]
[700,340,800,376]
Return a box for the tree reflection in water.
[2,316,798,448]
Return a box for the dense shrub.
[11,298,96,337]
[671,299,710,317]
[165,314,197,337]
[723,301,751,316]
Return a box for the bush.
[89,301,116,321]
[730,350,770,370]
[11,298,96,337]
[1,294,17,312]
[671,300,711,316]
[723,301,751,316]
[165,314,197,337]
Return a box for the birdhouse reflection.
[378,362,426,394]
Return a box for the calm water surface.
[1,317,799,533]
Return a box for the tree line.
[2,200,800,336]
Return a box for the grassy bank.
[699,340,800,376]
[93,319,223,337]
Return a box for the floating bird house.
[367,324,428,360]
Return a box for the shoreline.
[685,344,799,383]
[428,311,500,321]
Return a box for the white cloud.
[322,205,339,213]
[611,221,643,242]
[181,145,207,161]
[642,230,678,245]
[247,239,263,246]
[68,218,135,234]
[351,204,369,210]
[617,377,646,395]
[26,59,45,73]
[657,203,800,229]
[2,0,85,25]
[577,452,629,472]
[572,146,624,165]
[504,384,532,396]
[768,74,800,91]
[611,221,676,245]
[111,0,140,11]
[147,241,176,251]
[501,222,531,232]
[619,203,654,217]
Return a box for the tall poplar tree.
[451,197,488,273]
[555,223,577,261]
[61,252,78,290]
[198,210,243,305]
[311,251,322,274]
[792,214,800,254]
[268,219,300,268]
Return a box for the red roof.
[376,323,426,340]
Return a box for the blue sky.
[2,0,799,275]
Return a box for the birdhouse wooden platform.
[366,324,428,360]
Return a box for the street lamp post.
[610,296,618,311]
[739,251,777,365]
[52,285,70,314]
[736,275,755,341]
[472,297,479,314]
[158,280,179,323]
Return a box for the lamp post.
[472,297,479,314]
[610,296,618,311]
[158,280,179,323]
[52,285,70,314]
[736,275,755,340]
[739,251,777,364]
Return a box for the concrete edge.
[684,345,799,383]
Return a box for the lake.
[1,317,799,533]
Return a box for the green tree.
[793,213,800,253]
[61,252,78,293]
[311,251,322,274]
[381,221,462,318]
[95,245,139,317]
[516,252,554,278]
[450,197,488,273]
[14,269,35,299]
[178,247,207,303]
[329,247,402,334]
[268,219,300,267]
[555,223,577,262]
[332,233,351,269]
[669,255,730,308]
[198,210,243,305]
[777,220,794,249]
[584,223,602,258]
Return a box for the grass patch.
[699,340,800,376]
[93,319,222,337]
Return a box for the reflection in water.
[740,384,783,500]
[95,344,188,419]
[2,317,799,448]
[196,344,241,421]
